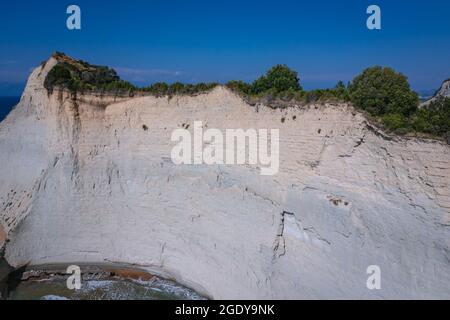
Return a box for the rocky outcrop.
[421,79,450,106]
[435,79,450,98]
[0,56,450,299]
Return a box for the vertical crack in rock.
[272,211,293,260]
[308,134,332,169]
[55,93,83,188]
[69,99,82,188]
[106,161,125,195]
[159,242,167,267]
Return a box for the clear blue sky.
[0,0,449,95]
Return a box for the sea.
[0,96,20,122]
[8,273,206,300]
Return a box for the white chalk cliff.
[435,79,450,98]
[1,56,450,299]
[421,79,450,107]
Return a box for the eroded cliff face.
[421,79,450,107]
[436,79,450,98]
[0,57,449,299]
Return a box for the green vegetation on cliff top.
[44,52,449,143]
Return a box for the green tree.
[349,66,419,117]
[331,81,350,101]
[251,64,301,94]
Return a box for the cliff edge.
[0,55,449,299]
[421,79,450,107]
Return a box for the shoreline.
[2,262,206,300]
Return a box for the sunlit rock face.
[0,56,449,299]
[435,79,450,99]
[421,79,450,107]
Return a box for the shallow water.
[9,278,204,300]
[6,267,206,300]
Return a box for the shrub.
[142,82,218,96]
[331,81,350,101]
[277,88,303,101]
[45,55,449,142]
[192,82,219,93]
[349,66,419,117]
[145,82,169,95]
[168,82,185,94]
[251,64,301,94]
[381,113,408,132]
[45,60,136,94]
[412,98,450,137]
[226,80,252,94]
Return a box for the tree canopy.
[349,66,419,117]
[251,64,301,94]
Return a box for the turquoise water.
[5,266,206,300]
[9,277,206,300]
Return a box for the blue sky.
[0,0,449,95]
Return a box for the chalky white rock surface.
[421,79,450,106]
[1,58,450,299]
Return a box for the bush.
[226,80,252,94]
[143,82,169,95]
[381,113,408,132]
[349,66,419,117]
[331,81,350,101]
[277,88,304,101]
[230,71,347,104]
[251,64,301,94]
[168,82,185,94]
[142,82,218,96]
[45,55,448,142]
[192,82,218,94]
[348,67,450,141]
[412,98,450,137]
[45,60,136,94]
